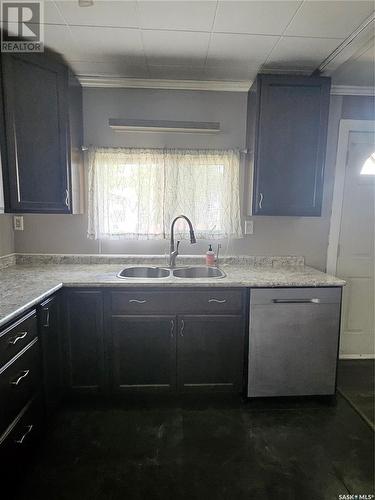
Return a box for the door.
[65,290,105,393]
[39,295,63,414]
[1,53,70,213]
[336,131,375,357]
[251,74,330,216]
[177,315,244,392]
[111,315,176,392]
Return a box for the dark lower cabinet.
[177,316,244,392]
[39,294,63,415]
[64,290,105,393]
[111,315,176,392]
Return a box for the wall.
[0,215,14,256]
[12,88,372,270]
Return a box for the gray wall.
[0,215,14,256]
[11,88,371,270]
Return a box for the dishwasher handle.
[272,298,321,304]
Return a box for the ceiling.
[7,0,375,85]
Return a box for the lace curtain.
[87,147,242,240]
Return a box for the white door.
[336,131,375,357]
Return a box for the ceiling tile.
[148,65,208,80]
[264,36,342,70]
[68,25,145,63]
[142,30,210,66]
[138,1,217,31]
[68,60,149,78]
[43,1,67,24]
[214,0,302,35]
[54,0,139,28]
[207,33,278,67]
[205,64,259,81]
[285,1,374,38]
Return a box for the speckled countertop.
[0,255,345,328]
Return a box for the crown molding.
[331,85,375,96]
[78,76,252,92]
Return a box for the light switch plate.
[244,220,254,235]
[13,215,24,231]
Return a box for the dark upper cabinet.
[0,51,83,214]
[247,74,331,216]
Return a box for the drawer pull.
[43,307,50,328]
[8,331,28,345]
[170,320,175,338]
[129,299,147,304]
[15,424,33,445]
[272,299,321,304]
[180,319,185,337]
[10,370,30,386]
[208,298,227,304]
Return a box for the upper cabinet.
[0,52,83,214]
[247,74,331,216]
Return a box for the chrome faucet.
[169,215,196,268]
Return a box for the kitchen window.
[87,147,242,240]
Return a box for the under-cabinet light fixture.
[108,118,220,134]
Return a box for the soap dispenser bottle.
[206,244,215,266]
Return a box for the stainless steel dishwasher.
[247,287,342,397]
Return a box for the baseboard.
[339,354,375,359]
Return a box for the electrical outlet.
[13,215,24,231]
[244,220,254,235]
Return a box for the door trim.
[327,119,375,276]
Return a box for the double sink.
[118,266,226,279]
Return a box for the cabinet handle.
[8,331,28,345]
[208,298,227,304]
[170,320,175,338]
[10,369,30,386]
[129,299,147,304]
[272,298,321,304]
[259,192,264,209]
[14,424,33,445]
[180,319,185,337]
[65,189,69,207]
[43,308,50,328]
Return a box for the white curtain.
[87,147,242,240]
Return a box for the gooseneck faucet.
[169,215,196,268]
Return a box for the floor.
[337,359,375,428]
[11,393,374,500]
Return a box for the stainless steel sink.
[117,266,170,279]
[173,266,225,279]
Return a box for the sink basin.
[117,266,170,279]
[173,266,225,279]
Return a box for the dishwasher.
[247,287,342,397]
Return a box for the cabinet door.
[248,288,342,397]
[251,74,330,216]
[111,316,176,392]
[1,53,69,213]
[177,315,244,392]
[65,291,105,393]
[39,295,63,414]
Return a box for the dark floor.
[11,393,375,500]
[337,359,375,428]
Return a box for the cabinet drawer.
[0,394,44,479]
[250,287,342,305]
[111,289,243,315]
[0,310,38,369]
[0,338,41,434]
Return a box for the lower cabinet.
[64,290,105,393]
[39,294,63,414]
[111,315,176,392]
[177,316,244,392]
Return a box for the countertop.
[0,261,345,329]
